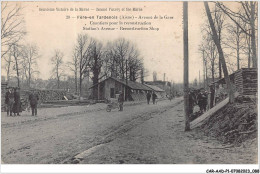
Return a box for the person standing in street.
[197,88,207,113]
[118,91,124,111]
[14,87,21,116]
[5,87,14,116]
[152,92,157,104]
[29,89,39,116]
[146,92,151,104]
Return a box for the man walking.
[5,87,14,116]
[29,89,39,116]
[118,91,124,111]
[197,88,207,113]
[14,87,21,116]
[152,92,157,104]
[146,92,151,104]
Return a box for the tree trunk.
[211,63,214,83]
[28,64,31,88]
[7,59,11,84]
[237,40,240,70]
[141,68,144,84]
[250,2,257,68]
[57,66,60,89]
[248,31,251,68]
[205,58,208,87]
[219,59,222,79]
[92,69,99,100]
[13,45,20,88]
[79,72,82,100]
[204,2,234,103]
[75,71,78,94]
[203,50,206,88]
[125,59,128,101]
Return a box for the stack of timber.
[20,89,67,103]
[1,86,68,111]
[36,89,67,102]
[234,68,257,96]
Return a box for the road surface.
[1,98,257,164]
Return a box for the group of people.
[197,88,208,113]
[188,88,208,115]
[5,87,39,116]
[115,91,158,112]
[5,87,21,116]
[146,92,157,105]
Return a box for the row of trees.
[1,2,146,99]
[63,35,146,99]
[2,2,40,88]
[199,2,257,88]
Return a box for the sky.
[1,1,240,83]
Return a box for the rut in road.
[63,100,183,164]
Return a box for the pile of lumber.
[35,89,67,102]
[235,68,257,96]
[1,89,68,111]
[199,102,257,144]
[20,89,67,102]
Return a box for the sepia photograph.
[0,0,259,173]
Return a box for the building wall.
[104,78,115,99]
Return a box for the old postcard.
[1,1,258,173]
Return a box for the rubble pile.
[199,101,257,144]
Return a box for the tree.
[101,38,145,83]
[204,2,234,103]
[10,44,22,87]
[201,4,226,79]
[20,43,39,87]
[89,39,103,100]
[3,49,14,83]
[127,45,144,82]
[199,33,218,86]
[75,34,93,98]
[1,2,25,57]
[225,20,245,70]
[216,2,257,68]
[67,47,79,94]
[51,49,64,89]
[111,38,130,80]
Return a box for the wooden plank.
[190,92,239,129]
[190,97,229,129]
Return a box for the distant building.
[143,84,166,98]
[89,77,154,101]
[144,80,171,95]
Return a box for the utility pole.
[183,1,190,131]
[13,44,20,88]
[203,50,206,88]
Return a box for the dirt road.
[1,98,257,164]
